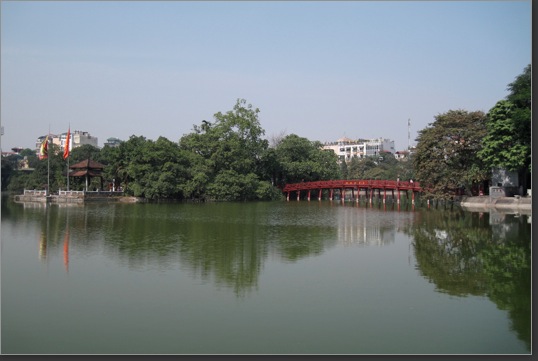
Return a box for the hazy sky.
[1,1,531,152]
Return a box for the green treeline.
[2,65,530,201]
[413,64,531,199]
[5,99,342,201]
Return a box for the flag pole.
[66,124,70,191]
[67,154,70,191]
[47,125,50,196]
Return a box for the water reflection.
[3,201,417,295]
[408,209,531,351]
[63,226,70,273]
[336,202,416,246]
[2,199,531,351]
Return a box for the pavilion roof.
[69,159,105,170]
[70,170,103,177]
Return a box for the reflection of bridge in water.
[335,202,418,247]
[283,180,423,204]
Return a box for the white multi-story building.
[323,137,395,163]
[35,130,98,155]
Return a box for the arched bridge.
[282,179,423,203]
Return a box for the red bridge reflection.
[282,179,423,203]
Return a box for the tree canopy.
[5,63,530,202]
[478,65,531,176]
[413,109,489,199]
[272,134,340,185]
[4,97,346,201]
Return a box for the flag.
[63,128,70,159]
[39,135,49,160]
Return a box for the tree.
[339,159,349,179]
[110,135,192,199]
[478,65,531,192]
[413,110,489,199]
[179,99,280,201]
[69,144,101,164]
[274,134,340,185]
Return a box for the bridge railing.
[282,179,422,192]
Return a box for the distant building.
[35,130,98,156]
[323,137,395,163]
[35,134,57,153]
[1,147,24,158]
[72,130,98,148]
[103,137,122,147]
[394,150,410,160]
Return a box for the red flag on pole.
[63,128,70,160]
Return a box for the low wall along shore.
[458,195,532,214]
[13,190,141,204]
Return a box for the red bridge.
[282,179,423,203]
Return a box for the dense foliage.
[4,64,531,200]
[478,64,531,190]
[342,153,414,181]
[413,110,489,199]
[3,99,341,201]
[411,63,531,199]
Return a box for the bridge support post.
[307,190,311,201]
[287,192,290,201]
[397,188,400,204]
[329,189,333,201]
[297,191,300,201]
[341,188,345,202]
[383,188,386,203]
[412,191,415,204]
[318,189,322,201]
[369,188,373,204]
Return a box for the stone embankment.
[457,196,532,214]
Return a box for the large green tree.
[273,134,340,185]
[104,135,192,199]
[179,99,280,201]
[413,110,489,199]
[478,65,531,192]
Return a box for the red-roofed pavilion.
[69,159,105,191]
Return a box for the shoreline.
[456,195,532,214]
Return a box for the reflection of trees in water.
[410,209,531,351]
[59,202,338,297]
[175,219,266,297]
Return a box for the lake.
[1,198,531,354]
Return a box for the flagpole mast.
[47,125,50,196]
[66,124,70,191]
[67,154,70,191]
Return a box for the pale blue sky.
[1,1,531,152]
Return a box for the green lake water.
[1,198,531,354]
